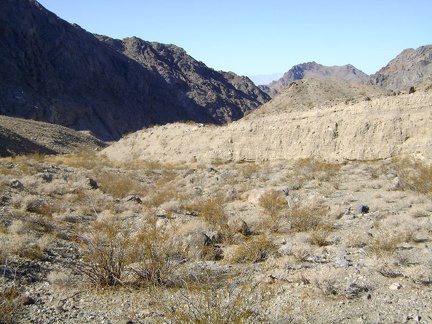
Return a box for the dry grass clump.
[0,287,22,324]
[393,158,432,195]
[225,235,276,264]
[51,150,113,170]
[294,158,342,183]
[94,171,146,199]
[367,230,407,256]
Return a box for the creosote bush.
[287,203,327,233]
[259,189,286,218]
[186,195,229,235]
[156,271,272,323]
[76,211,178,287]
[76,212,131,286]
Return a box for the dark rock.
[356,205,370,214]
[88,178,99,189]
[41,173,53,183]
[235,219,251,236]
[20,295,36,306]
[125,195,142,204]
[10,179,24,190]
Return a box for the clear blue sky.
[37,0,431,77]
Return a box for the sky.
[37,0,432,78]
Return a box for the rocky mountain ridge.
[0,0,269,140]
[259,62,369,97]
[370,45,432,90]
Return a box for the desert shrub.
[187,195,229,234]
[238,162,261,179]
[308,267,371,299]
[286,204,326,233]
[291,243,312,262]
[76,212,133,286]
[310,224,333,246]
[128,221,181,286]
[157,272,271,323]
[75,212,177,287]
[259,189,286,218]
[394,158,432,195]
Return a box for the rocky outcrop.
[0,0,269,140]
[260,62,369,97]
[369,45,432,91]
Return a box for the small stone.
[125,195,142,204]
[41,173,53,182]
[20,295,36,306]
[88,178,99,189]
[389,282,402,290]
[356,205,369,215]
[10,179,24,190]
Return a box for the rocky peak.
[260,62,369,98]
[369,45,432,91]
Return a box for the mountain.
[259,62,369,98]
[0,0,269,141]
[248,73,284,85]
[369,45,432,91]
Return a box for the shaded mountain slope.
[0,0,269,140]
[0,115,106,157]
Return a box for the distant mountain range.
[258,62,369,97]
[248,73,284,86]
[259,46,432,97]
[0,0,269,140]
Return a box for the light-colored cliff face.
[103,87,432,164]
